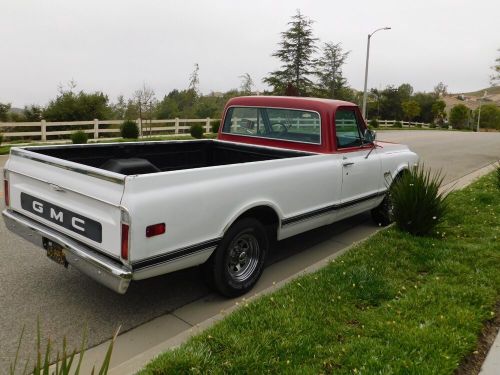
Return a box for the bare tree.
[239,73,254,95]
[133,83,156,136]
[491,48,500,86]
[188,63,200,95]
[433,82,448,98]
[57,79,78,95]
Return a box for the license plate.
[43,238,67,266]
[21,192,102,243]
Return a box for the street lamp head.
[384,27,391,30]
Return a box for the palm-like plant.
[391,164,448,236]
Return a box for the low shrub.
[190,124,204,139]
[369,118,379,128]
[71,131,88,144]
[429,123,436,129]
[393,121,403,128]
[391,164,448,236]
[121,120,139,139]
[211,120,221,133]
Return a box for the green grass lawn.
[141,173,500,374]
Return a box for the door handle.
[343,162,355,167]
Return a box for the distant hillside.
[444,86,499,112]
[458,86,500,97]
[9,107,23,114]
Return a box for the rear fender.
[221,201,283,237]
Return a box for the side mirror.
[363,128,376,143]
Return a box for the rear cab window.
[222,107,321,144]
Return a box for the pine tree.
[315,42,350,99]
[263,10,318,96]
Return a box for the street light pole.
[362,27,391,119]
[476,91,487,132]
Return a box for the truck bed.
[27,139,311,175]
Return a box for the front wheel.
[206,218,268,297]
[371,191,394,226]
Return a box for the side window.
[222,107,265,136]
[335,109,363,148]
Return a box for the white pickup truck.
[2,96,418,297]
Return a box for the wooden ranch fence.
[0,118,219,142]
[0,118,430,143]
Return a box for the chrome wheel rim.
[227,233,260,282]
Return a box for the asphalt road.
[1,130,499,371]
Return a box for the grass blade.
[74,325,88,374]
[98,326,120,375]
[9,324,25,375]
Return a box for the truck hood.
[375,141,412,153]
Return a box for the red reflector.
[4,179,9,207]
[146,223,166,238]
[121,223,129,260]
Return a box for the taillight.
[146,223,166,238]
[3,175,9,207]
[120,209,130,261]
[121,223,129,260]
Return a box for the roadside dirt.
[455,301,500,375]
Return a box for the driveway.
[1,130,499,370]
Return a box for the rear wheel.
[206,218,268,297]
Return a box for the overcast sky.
[1,0,498,107]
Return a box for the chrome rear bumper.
[2,209,132,294]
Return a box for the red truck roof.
[218,96,363,153]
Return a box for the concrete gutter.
[481,330,500,374]
[61,162,500,374]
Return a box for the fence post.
[175,118,180,134]
[93,119,99,139]
[205,118,211,133]
[137,118,142,137]
[41,120,47,142]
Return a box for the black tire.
[205,218,268,297]
[371,173,405,226]
[371,192,394,226]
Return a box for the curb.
[481,328,500,374]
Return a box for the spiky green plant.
[9,319,119,375]
[391,164,448,236]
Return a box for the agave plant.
[9,319,118,375]
[391,164,448,236]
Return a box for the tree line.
[0,11,498,130]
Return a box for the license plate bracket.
[43,238,68,267]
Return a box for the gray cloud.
[1,0,498,107]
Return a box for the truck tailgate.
[6,150,125,259]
